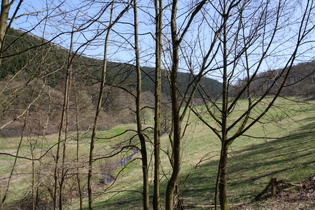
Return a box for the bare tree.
[53,26,76,210]
[0,0,23,63]
[0,0,10,62]
[87,2,114,208]
[133,0,150,208]
[188,1,315,209]
[164,0,209,208]
[153,0,162,208]
[87,1,132,208]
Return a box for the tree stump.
[254,177,281,201]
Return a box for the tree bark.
[87,2,114,209]
[153,0,162,209]
[133,0,149,208]
[217,2,230,208]
[218,142,230,210]
[0,0,10,62]
[74,88,83,210]
[165,0,181,209]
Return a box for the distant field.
[1,97,315,209]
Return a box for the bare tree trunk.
[30,138,36,210]
[74,85,83,210]
[0,0,10,61]
[217,2,230,208]
[218,142,230,210]
[165,0,181,209]
[52,28,74,210]
[88,2,114,209]
[58,33,74,210]
[153,0,162,209]
[133,0,149,209]
[0,0,23,64]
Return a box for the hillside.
[232,60,315,97]
[0,28,222,137]
[1,97,315,209]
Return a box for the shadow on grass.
[178,117,315,203]
[91,119,315,208]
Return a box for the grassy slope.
[1,97,315,209]
[65,97,315,209]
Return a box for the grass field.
[1,97,315,209]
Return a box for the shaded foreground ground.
[233,175,315,209]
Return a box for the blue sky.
[36,0,153,65]
[8,0,315,81]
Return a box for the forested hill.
[0,28,221,137]
[231,60,315,97]
[2,28,314,101]
[0,28,222,98]
[2,28,313,138]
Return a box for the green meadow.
[1,97,315,209]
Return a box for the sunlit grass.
[85,97,315,208]
[1,97,315,208]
